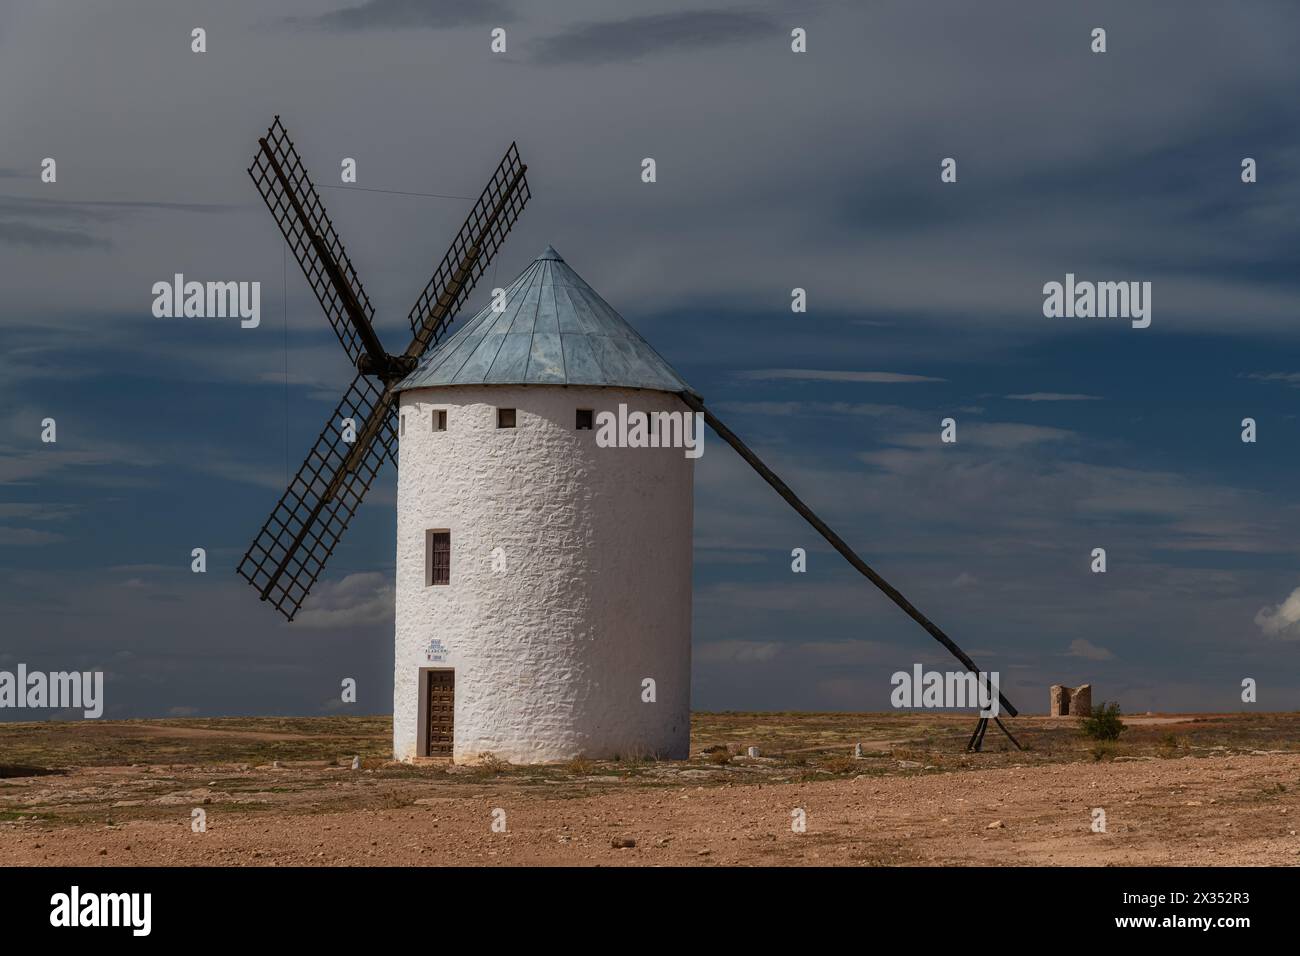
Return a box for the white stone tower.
[391,246,696,764]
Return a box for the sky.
[2,0,1299,720]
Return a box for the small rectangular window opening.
[399,414,406,437]
[576,409,594,430]
[497,408,516,429]
[433,409,447,432]
[426,530,450,586]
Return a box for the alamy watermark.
[50,886,150,936]
[594,404,704,459]
[1042,273,1151,329]
[891,665,1001,717]
[151,274,260,328]
[0,665,103,718]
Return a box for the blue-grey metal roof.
[395,245,697,397]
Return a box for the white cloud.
[716,400,904,418]
[737,369,945,384]
[1004,393,1102,402]
[1247,372,1300,388]
[963,423,1075,448]
[295,572,394,629]
[0,527,64,545]
[0,503,77,521]
[1067,638,1114,661]
[694,640,782,664]
[1255,587,1300,639]
[886,422,1075,450]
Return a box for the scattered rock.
[986,820,1005,829]
[611,837,635,849]
[351,756,361,771]
[746,746,761,758]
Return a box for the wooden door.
[425,669,454,756]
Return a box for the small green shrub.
[1081,701,1126,741]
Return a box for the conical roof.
[395,246,696,397]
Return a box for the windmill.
[236,116,1017,753]
[235,116,529,622]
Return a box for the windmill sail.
[237,117,530,621]
[405,142,529,351]
[236,373,397,621]
[248,117,382,369]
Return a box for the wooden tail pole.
[681,392,1019,720]
[966,716,1023,752]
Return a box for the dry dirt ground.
[2,712,1299,866]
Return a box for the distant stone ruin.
[1049,683,1092,717]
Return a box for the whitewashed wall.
[393,384,695,763]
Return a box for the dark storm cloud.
[0,195,231,218]
[820,106,1300,324]
[532,9,777,64]
[0,220,108,249]
[291,0,514,31]
[836,117,1300,240]
[0,194,231,249]
[71,198,233,214]
[0,195,118,223]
